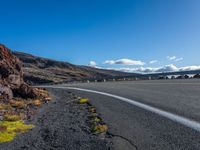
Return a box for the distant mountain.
[144,70,200,78]
[13,51,137,85]
[11,51,200,85]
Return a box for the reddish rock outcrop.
[0,44,37,100]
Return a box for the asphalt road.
[46,79,200,150]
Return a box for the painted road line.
[42,86,200,132]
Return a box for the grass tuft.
[44,97,52,101]
[4,115,21,121]
[35,88,49,98]
[0,104,12,110]
[32,99,42,106]
[9,100,26,109]
[93,117,101,123]
[79,98,89,104]
[92,124,108,134]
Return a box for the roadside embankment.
[0,88,112,150]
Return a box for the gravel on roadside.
[0,88,113,150]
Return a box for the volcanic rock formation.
[0,44,36,100]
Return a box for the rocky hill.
[13,51,136,85]
[0,44,37,101]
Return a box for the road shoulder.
[0,88,112,150]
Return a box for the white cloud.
[179,65,200,71]
[156,64,179,72]
[104,64,200,74]
[88,61,97,67]
[107,67,157,73]
[104,60,115,65]
[104,58,145,66]
[167,56,183,62]
[149,60,158,64]
[174,57,183,62]
[167,56,176,60]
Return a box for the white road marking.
[42,86,200,132]
[117,82,200,85]
[76,82,200,85]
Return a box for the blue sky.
[0,0,200,73]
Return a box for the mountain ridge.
[10,50,200,84]
[13,51,137,85]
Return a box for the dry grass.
[44,97,52,101]
[0,103,12,110]
[0,126,7,132]
[32,99,42,106]
[9,100,26,109]
[35,88,49,98]
[3,115,21,121]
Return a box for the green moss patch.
[79,98,89,104]
[70,94,109,136]
[0,132,16,143]
[0,88,51,143]
[0,120,34,143]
